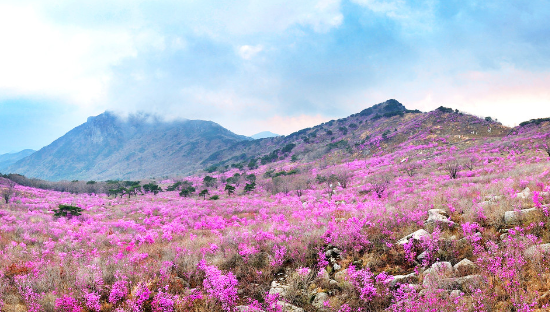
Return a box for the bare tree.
[290,174,312,197]
[369,175,391,198]
[444,161,461,179]
[1,180,16,204]
[462,157,476,171]
[272,176,291,195]
[334,168,352,189]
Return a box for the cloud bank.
[0,0,549,153]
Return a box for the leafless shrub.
[334,167,352,188]
[444,161,461,179]
[1,180,15,204]
[290,174,312,197]
[272,176,291,195]
[369,175,392,198]
[401,162,422,177]
[462,157,477,171]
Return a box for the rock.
[456,275,483,293]
[269,281,289,297]
[318,269,330,281]
[417,251,429,262]
[333,263,341,271]
[453,259,477,277]
[424,275,483,292]
[312,292,329,309]
[524,243,550,260]
[236,306,266,312]
[450,290,463,298]
[504,208,540,225]
[277,301,304,312]
[484,195,503,202]
[397,229,431,245]
[423,262,453,288]
[334,269,348,283]
[425,209,453,226]
[329,279,338,286]
[516,187,531,199]
[425,262,453,276]
[388,272,418,288]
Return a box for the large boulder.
[423,262,453,288]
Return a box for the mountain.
[8,112,250,181]
[250,131,280,139]
[200,100,511,171]
[0,149,35,171]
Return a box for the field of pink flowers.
[2,120,550,311]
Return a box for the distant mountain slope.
[251,131,279,139]
[0,149,35,171]
[8,112,250,181]
[200,100,511,171]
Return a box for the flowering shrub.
[199,260,238,311]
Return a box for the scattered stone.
[318,269,330,281]
[450,290,463,298]
[312,292,329,309]
[397,229,431,245]
[484,195,503,202]
[236,306,266,312]
[277,301,304,312]
[524,243,550,260]
[425,209,453,226]
[269,281,289,297]
[334,269,348,283]
[504,208,540,225]
[329,279,338,286]
[423,262,453,288]
[417,251,429,262]
[516,187,531,199]
[333,263,341,271]
[453,259,477,277]
[388,272,418,288]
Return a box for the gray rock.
[516,187,531,199]
[334,269,347,282]
[333,263,341,271]
[504,208,540,225]
[388,272,418,288]
[277,301,304,312]
[453,259,477,277]
[524,243,550,260]
[236,306,266,312]
[269,281,289,297]
[398,229,431,245]
[425,209,453,226]
[329,279,338,286]
[450,290,463,298]
[424,275,483,292]
[423,262,453,288]
[312,292,329,309]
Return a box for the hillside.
[7,112,250,181]
[201,100,510,173]
[0,149,35,171]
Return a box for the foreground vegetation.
[2,112,550,311]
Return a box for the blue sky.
[0,0,550,154]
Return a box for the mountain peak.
[358,99,409,117]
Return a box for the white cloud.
[238,45,264,60]
[0,3,163,107]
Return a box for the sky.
[0,0,550,154]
